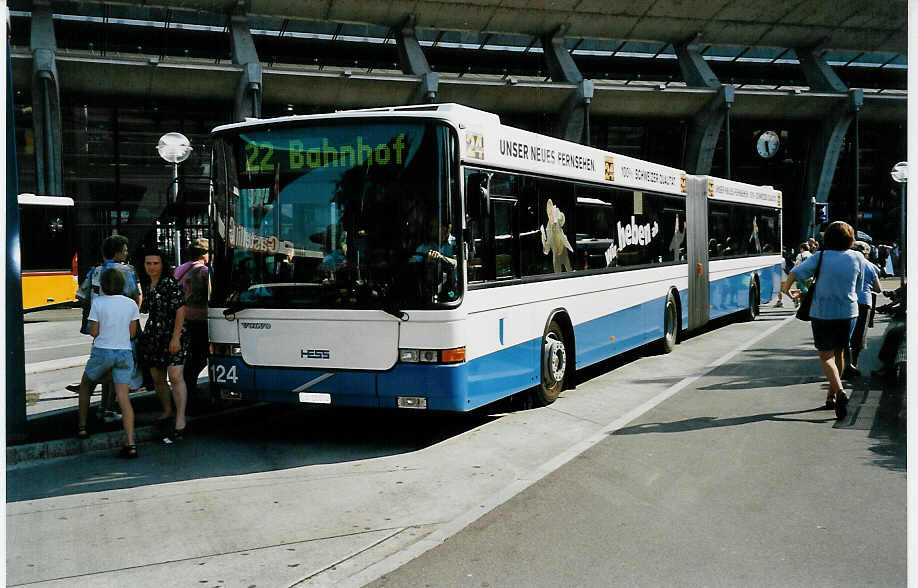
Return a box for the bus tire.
[533,320,568,406]
[660,291,678,354]
[744,280,760,321]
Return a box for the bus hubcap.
[666,302,676,340]
[544,334,566,385]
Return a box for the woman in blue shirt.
[781,221,863,419]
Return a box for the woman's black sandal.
[77,426,89,439]
[835,390,849,420]
[172,427,185,441]
[119,444,138,459]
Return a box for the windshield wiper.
[380,303,408,321]
[222,299,261,317]
[364,278,408,321]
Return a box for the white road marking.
[25,355,91,374]
[340,314,796,588]
[25,341,90,352]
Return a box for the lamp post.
[890,161,907,287]
[156,132,193,266]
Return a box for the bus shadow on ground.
[6,404,497,502]
[611,407,835,436]
[572,310,772,388]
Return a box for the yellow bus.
[18,194,79,311]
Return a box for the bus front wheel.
[533,320,567,406]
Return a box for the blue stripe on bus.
[573,293,670,369]
[709,263,781,319]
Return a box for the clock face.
[756,131,780,159]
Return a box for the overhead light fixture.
[156,132,192,164]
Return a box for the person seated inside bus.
[708,238,719,257]
[410,218,456,268]
[748,216,761,253]
[408,218,458,300]
[275,252,294,281]
[722,236,736,256]
[669,214,686,261]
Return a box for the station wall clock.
[756,130,780,159]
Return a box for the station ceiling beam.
[53,0,903,54]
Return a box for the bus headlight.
[398,347,465,364]
[211,343,242,356]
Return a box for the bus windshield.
[211,121,460,312]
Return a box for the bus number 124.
[213,364,238,384]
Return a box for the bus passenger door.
[685,176,710,330]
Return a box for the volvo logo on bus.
[241,322,272,329]
[302,349,331,360]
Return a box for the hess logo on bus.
[302,349,331,360]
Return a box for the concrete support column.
[29,1,63,195]
[541,27,592,144]
[684,85,735,175]
[395,16,439,104]
[797,46,863,238]
[675,42,734,175]
[802,88,863,236]
[230,14,262,121]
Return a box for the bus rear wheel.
[533,320,568,407]
[744,281,760,321]
[660,291,678,354]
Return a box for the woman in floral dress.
[138,250,189,438]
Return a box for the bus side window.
[492,199,518,279]
[519,179,549,277]
[708,203,730,259]
[464,170,490,283]
[574,188,616,271]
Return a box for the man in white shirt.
[76,268,141,458]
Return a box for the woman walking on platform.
[781,221,864,419]
[138,250,190,440]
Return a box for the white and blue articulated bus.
[207,104,782,411]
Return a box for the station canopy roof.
[7,0,907,120]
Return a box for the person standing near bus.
[846,241,881,374]
[788,242,814,307]
[781,221,864,419]
[173,238,210,409]
[76,235,142,308]
[77,267,141,458]
[138,250,190,441]
[71,235,142,419]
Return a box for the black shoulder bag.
[79,265,100,334]
[795,251,824,322]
